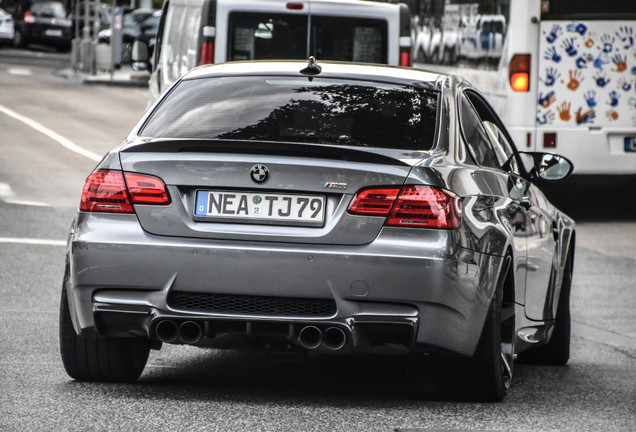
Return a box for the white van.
[135,0,412,102]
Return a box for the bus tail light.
[509,54,530,92]
[543,132,557,148]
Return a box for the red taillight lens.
[387,186,461,229]
[286,2,304,10]
[348,185,461,229]
[80,170,170,213]
[400,49,411,67]
[348,187,401,216]
[199,40,215,65]
[80,170,133,213]
[509,54,530,92]
[124,172,171,205]
[24,11,35,24]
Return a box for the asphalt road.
[0,47,635,431]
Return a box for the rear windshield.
[229,13,388,64]
[140,76,438,150]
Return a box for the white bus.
[411,0,636,175]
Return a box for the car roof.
[183,61,450,89]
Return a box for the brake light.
[80,170,170,213]
[199,40,214,65]
[387,186,461,229]
[80,170,133,213]
[348,185,461,229]
[543,132,557,148]
[286,2,304,10]
[509,54,530,92]
[347,187,401,216]
[124,172,171,205]
[24,11,35,24]
[400,49,411,67]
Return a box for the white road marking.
[0,237,66,247]
[0,104,102,162]
[7,68,33,76]
[0,182,49,207]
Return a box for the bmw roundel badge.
[250,164,269,184]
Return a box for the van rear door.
[218,0,404,65]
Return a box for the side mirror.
[519,152,574,182]
[131,39,150,72]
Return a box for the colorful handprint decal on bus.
[539,20,636,127]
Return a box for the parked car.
[60,59,575,402]
[0,7,14,45]
[12,0,72,51]
[97,8,158,64]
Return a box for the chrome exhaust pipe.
[298,325,322,349]
[323,327,347,350]
[155,320,178,343]
[179,321,203,344]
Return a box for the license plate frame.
[45,29,63,37]
[194,190,326,227]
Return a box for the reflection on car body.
[60,60,576,402]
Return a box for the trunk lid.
[119,139,427,245]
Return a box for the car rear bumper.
[65,213,504,357]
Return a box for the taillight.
[80,170,170,213]
[286,2,304,10]
[399,36,412,67]
[124,172,171,205]
[386,186,461,229]
[509,54,530,92]
[348,185,461,229]
[24,11,35,24]
[400,49,411,67]
[199,40,214,65]
[347,187,401,216]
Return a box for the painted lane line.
[0,182,49,207]
[0,237,66,247]
[7,68,33,76]
[0,104,102,162]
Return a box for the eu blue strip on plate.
[195,191,209,216]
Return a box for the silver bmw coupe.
[60,60,576,401]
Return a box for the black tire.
[518,251,572,365]
[433,256,515,402]
[13,30,24,48]
[59,287,150,383]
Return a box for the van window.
[228,13,388,63]
[313,16,387,64]
[141,76,438,151]
[229,13,307,61]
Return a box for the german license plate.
[195,190,325,223]
[45,29,63,37]
[625,137,636,152]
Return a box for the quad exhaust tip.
[155,320,203,345]
[298,325,322,349]
[298,325,347,350]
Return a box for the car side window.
[459,93,500,169]
[483,121,520,174]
